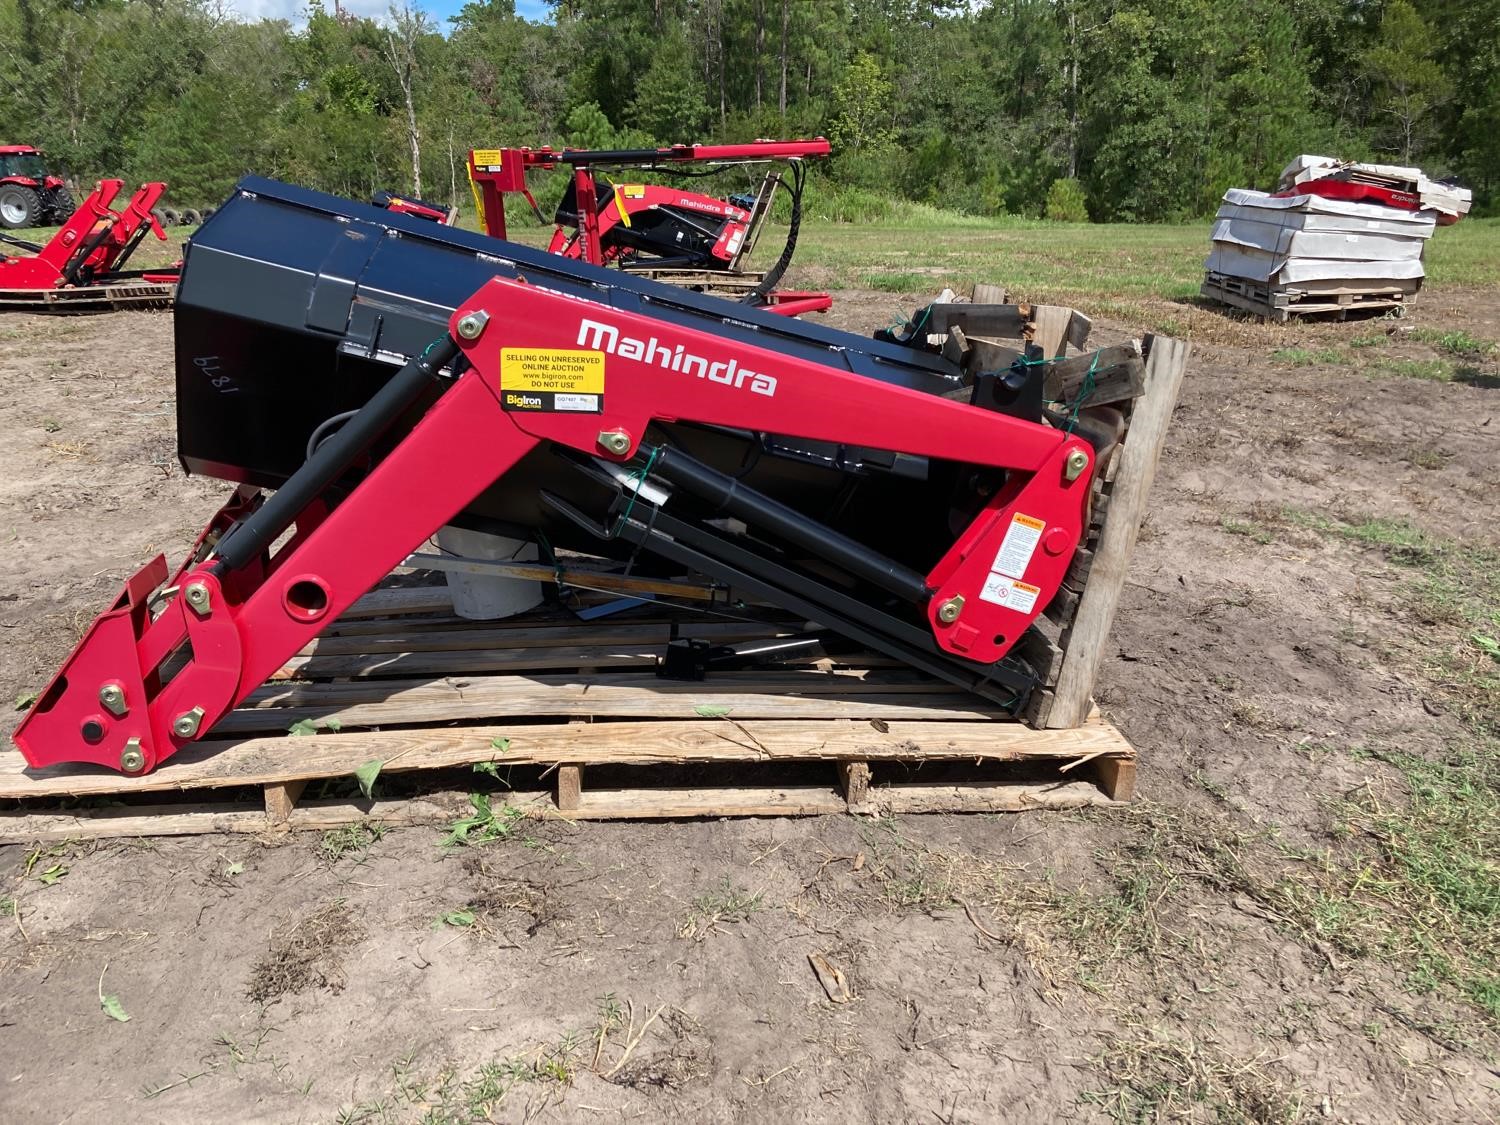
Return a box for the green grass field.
[778,213,1500,308]
[10,208,1494,315]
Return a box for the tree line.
[0,0,1494,223]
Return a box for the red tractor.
[0,145,76,229]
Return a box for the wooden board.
[1201,272,1407,322]
[0,601,1135,839]
[0,281,176,312]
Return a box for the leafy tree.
[829,52,893,157]
[1363,0,1451,162]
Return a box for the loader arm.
[16,275,1092,776]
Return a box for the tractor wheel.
[160,207,180,226]
[41,186,75,225]
[180,208,202,226]
[0,184,41,230]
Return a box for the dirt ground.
[1,285,1497,1124]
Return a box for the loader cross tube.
[15,275,1092,776]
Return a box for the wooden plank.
[573,786,846,819]
[265,779,307,825]
[838,761,871,809]
[340,586,455,619]
[924,303,1029,339]
[0,714,1133,799]
[1094,756,1136,802]
[941,325,969,366]
[556,765,583,812]
[971,283,1008,304]
[215,672,997,735]
[1042,343,1145,408]
[1065,311,1093,352]
[0,804,273,844]
[1200,281,1288,322]
[869,778,1114,814]
[1031,304,1074,358]
[1046,335,1190,728]
[963,335,1024,374]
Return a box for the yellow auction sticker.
[500,348,605,413]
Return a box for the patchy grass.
[247,901,364,1004]
[676,878,764,940]
[748,213,1500,315]
[1408,327,1498,356]
[1083,1024,1307,1124]
[1221,517,1274,544]
[317,823,385,865]
[1270,346,1347,366]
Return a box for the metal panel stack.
[1202,156,1471,321]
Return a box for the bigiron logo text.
[577,318,776,397]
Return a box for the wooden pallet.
[0,595,1134,841]
[0,280,176,313]
[622,267,765,295]
[1201,271,1409,322]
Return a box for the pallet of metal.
[0,595,1134,842]
[1201,270,1409,323]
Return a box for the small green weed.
[677,878,764,939]
[1270,346,1346,366]
[318,823,385,864]
[1220,517,1273,544]
[442,793,525,849]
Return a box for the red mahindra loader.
[13,176,1109,778]
[0,178,179,310]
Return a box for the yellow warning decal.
[621,184,646,198]
[471,148,504,168]
[500,348,605,413]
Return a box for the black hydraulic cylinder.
[212,335,460,572]
[648,445,931,605]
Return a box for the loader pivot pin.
[937,596,965,624]
[184,581,211,616]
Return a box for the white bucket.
[434,526,544,620]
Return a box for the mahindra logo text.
[577,318,776,397]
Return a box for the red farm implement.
[11,176,1128,779]
[468,139,832,316]
[0,178,179,311]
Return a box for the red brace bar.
[14,276,1092,775]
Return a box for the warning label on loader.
[500,348,605,413]
[978,575,1041,615]
[990,513,1045,580]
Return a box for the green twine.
[997,347,1104,435]
[1064,349,1101,434]
[612,445,660,536]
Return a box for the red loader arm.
[15,276,1092,775]
[0,179,167,289]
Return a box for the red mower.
[0,144,76,229]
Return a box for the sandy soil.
[0,289,1497,1124]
